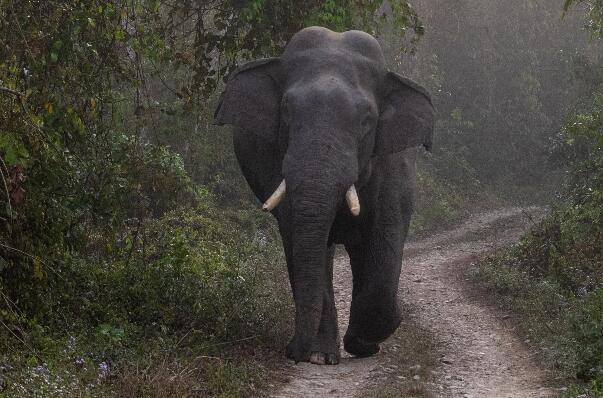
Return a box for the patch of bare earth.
[264,207,557,398]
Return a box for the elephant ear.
[375,72,435,155]
[214,58,282,142]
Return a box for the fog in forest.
[386,0,602,220]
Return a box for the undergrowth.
[0,195,291,397]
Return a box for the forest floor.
[263,207,561,398]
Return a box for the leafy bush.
[0,195,291,396]
[410,169,467,234]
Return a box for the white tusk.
[346,185,360,216]
[262,180,286,212]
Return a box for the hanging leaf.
[33,258,44,280]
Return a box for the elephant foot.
[343,333,380,358]
[286,339,340,365]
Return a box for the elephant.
[214,26,434,365]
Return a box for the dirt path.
[267,207,555,398]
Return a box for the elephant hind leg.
[343,333,380,357]
[343,240,403,356]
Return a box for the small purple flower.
[75,358,85,368]
[97,362,108,379]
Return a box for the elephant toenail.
[310,352,326,365]
[325,354,339,365]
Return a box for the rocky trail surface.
[266,207,556,398]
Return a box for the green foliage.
[570,289,603,381]
[471,230,603,391]
[410,168,469,235]
[554,91,603,204]
[305,0,423,44]
[127,0,423,96]
[0,194,290,395]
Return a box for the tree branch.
[0,86,24,98]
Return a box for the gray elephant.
[214,27,434,365]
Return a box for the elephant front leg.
[309,245,339,365]
[285,245,340,365]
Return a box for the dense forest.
[0,0,602,396]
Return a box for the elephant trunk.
[280,137,358,361]
[286,177,341,360]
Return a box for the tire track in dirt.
[402,207,553,398]
[266,207,555,398]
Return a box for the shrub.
[0,192,291,396]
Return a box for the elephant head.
[215,27,433,363]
